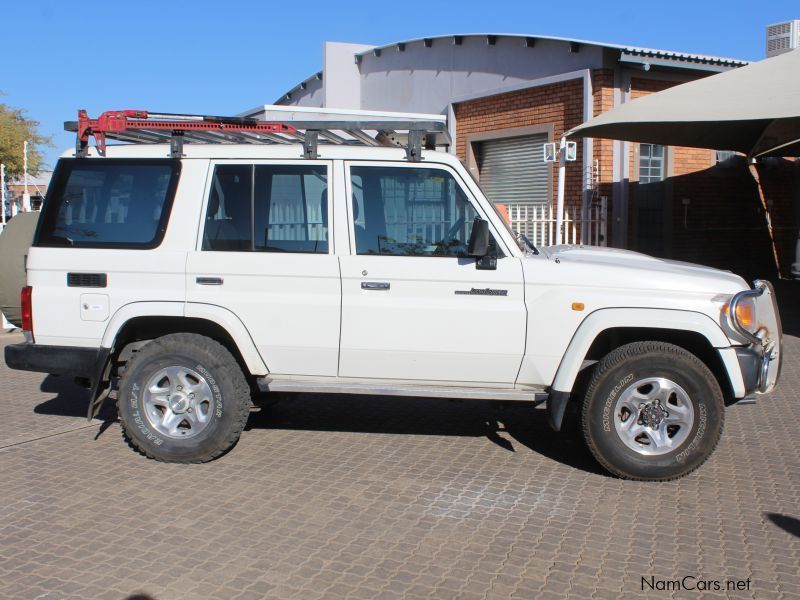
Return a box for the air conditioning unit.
[766,20,800,57]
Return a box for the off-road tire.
[581,341,724,481]
[117,333,251,463]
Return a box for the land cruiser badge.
[454,288,508,296]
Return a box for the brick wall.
[453,78,585,218]
[628,77,714,180]
[667,158,799,279]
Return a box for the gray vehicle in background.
[0,212,39,327]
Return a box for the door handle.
[196,277,224,286]
[361,281,390,291]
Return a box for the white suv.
[4,112,783,480]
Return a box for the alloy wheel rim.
[613,377,695,456]
[142,366,215,439]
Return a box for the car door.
[186,160,341,376]
[337,161,526,385]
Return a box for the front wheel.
[581,341,724,481]
[117,333,252,462]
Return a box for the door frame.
[631,143,674,257]
[463,124,555,203]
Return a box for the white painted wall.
[323,41,374,109]
[284,75,325,107]
[280,37,605,115]
[357,37,604,115]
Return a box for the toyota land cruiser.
[3,110,783,480]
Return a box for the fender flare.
[101,301,268,375]
[184,302,268,375]
[551,308,731,394]
[547,307,741,431]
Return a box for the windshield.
[462,161,539,254]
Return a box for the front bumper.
[4,343,109,381]
[730,280,782,394]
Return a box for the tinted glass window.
[202,164,328,253]
[202,165,253,251]
[350,166,479,257]
[37,160,179,248]
[254,165,328,253]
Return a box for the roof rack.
[64,109,450,162]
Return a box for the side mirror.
[467,218,490,257]
[467,218,497,270]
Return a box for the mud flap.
[87,350,112,421]
[547,390,571,432]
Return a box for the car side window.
[350,166,483,257]
[202,164,328,253]
[254,165,328,253]
[202,165,253,251]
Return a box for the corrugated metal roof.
[279,71,323,104]
[276,34,748,103]
[356,34,749,67]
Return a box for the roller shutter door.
[476,134,549,206]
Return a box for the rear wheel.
[117,333,251,462]
[581,341,724,481]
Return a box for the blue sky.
[2,0,797,168]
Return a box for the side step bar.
[257,377,548,404]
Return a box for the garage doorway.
[475,133,550,207]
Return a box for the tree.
[0,101,52,180]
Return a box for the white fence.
[507,198,607,247]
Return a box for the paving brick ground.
[1,287,798,600]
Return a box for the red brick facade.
[453,78,585,220]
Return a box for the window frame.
[198,159,333,255]
[35,158,182,250]
[343,160,509,259]
[637,143,667,185]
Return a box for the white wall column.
[323,42,373,109]
[555,137,567,245]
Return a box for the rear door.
[186,160,341,376]
[337,162,526,384]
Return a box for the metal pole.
[0,163,6,230]
[1,162,9,330]
[22,140,31,212]
[748,161,783,277]
[555,136,566,246]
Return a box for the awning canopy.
[567,49,800,158]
